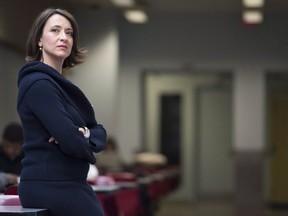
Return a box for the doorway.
[266,73,288,207]
[144,71,234,201]
[160,95,181,166]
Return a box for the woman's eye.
[51,28,59,32]
[66,31,73,36]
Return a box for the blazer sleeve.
[26,79,96,164]
[88,123,107,153]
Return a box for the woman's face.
[38,14,73,65]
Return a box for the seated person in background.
[0,122,24,191]
[96,137,124,173]
[133,151,168,175]
[134,152,167,167]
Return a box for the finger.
[78,128,85,134]
[49,137,55,142]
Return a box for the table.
[0,206,49,216]
[116,182,138,189]
[91,185,120,194]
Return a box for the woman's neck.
[42,58,63,74]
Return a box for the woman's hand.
[79,127,90,139]
[48,137,59,144]
[78,127,85,135]
[48,127,89,144]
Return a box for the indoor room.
[1,0,288,215]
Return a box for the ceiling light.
[243,0,265,8]
[242,11,263,24]
[111,0,135,7]
[124,9,148,24]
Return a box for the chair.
[96,193,120,216]
[106,172,144,216]
[106,172,137,183]
[4,185,18,195]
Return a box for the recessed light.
[124,10,148,24]
[243,11,263,24]
[243,0,265,8]
[111,0,135,7]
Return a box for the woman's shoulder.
[29,78,58,89]
[20,78,61,104]
[19,73,58,93]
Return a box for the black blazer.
[17,61,107,181]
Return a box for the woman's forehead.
[45,14,72,29]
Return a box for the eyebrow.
[51,25,73,31]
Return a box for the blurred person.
[0,173,17,192]
[17,8,107,216]
[96,136,124,172]
[0,122,24,191]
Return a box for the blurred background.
[1,0,288,215]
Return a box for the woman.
[17,8,107,216]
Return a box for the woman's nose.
[59,31,67,40]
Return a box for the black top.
[17,61,107,181]
[0,147,24,175]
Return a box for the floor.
[155,200,288,216]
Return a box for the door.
[267,88,288,205]
[196,86,234,199]
[144,72,233,200]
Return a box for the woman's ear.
[38,40,42,47]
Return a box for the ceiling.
[69,0,288,13]
[149,0,288,13]
[1,0,288,53]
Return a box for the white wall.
[117,68,142,161]
[234,67,265,151]
[70,10,119,138]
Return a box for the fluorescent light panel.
[243,11,263,24]
[124,10,148,23]
[243,0,264,8]
[111,0,135,7]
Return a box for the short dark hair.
[25,8,86,68]
[2,123,23,143]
